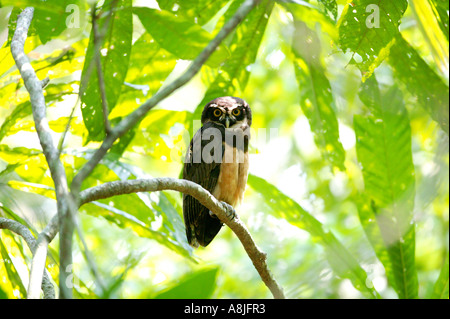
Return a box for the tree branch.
[70,0,262,194]
[91,1,119,135]
[11,7,77,299]
[0,218,55,299]
[79,177,286,299]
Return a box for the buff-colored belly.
[212,142,249,207]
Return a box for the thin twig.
[79,178,286,299]
[40,76,50,88]
[57,101,78,154]
[73,217,107,294]
[71,0,262,194]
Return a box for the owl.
[183,96,252,247]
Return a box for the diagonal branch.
[11,7,78,299]
[70,0,262,194]
[79,178,286,299]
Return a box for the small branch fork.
[0,217,55,299]
[6,0,285,299]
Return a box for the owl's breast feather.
[212,127,249,207]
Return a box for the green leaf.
[388,34,449,134]
[158,0,231,25]
[133,7,229,67]
[292,21,345,170]
[1,7,19,49]
[428,0,449,41]
[248,174,380,298]
[431,250,449,299]
[0,101,31,143]
[120,32,177,99]
[356,195,398,294]
[153,267,219,299]
[220,0,273,91]
[0,286,7,299]
[108,33,179,155]
[80,0,132,142]
[0,144,41,164]
[317,0,338,21]
[410,0,449,80]
[282,2,338,42]
[338,0,408,79]
[354,77,418,298]
[0,237,27,298]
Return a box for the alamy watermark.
[65,4,81,29]
[365,4,380,29]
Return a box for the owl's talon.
[220,201,236,221]
[208,202,236,221]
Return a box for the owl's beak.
[225,116,230,128]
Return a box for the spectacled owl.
[183,96,252,247]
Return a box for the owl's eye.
[232,108,241,117]
[213,109,222,117]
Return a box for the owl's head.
[201,96,252,128]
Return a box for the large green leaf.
[292,21,345,171]
[219,0,273,91]
[153,267,219,299]
[356,195,398,295]
[108,33,178,155]
[428,0,449,41]
[120,33,177,102]
[0,145,41,164]
[0,236,27,298]
[248,174,380,299]
[410,0,449,80]
[354,77,418,298]
[338,0,408,79]
[133,7,229,67]
[388,34,449,134]
[157,0,231,25]
[80,0,132,142]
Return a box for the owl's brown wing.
[183,123,225,247]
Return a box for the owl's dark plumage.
[183,96,251,247]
